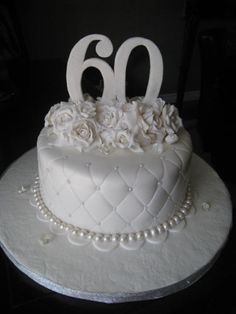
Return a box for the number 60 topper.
[66,34,163,105]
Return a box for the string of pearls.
[32,176,192,244]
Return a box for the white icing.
[32,176,192,251]
[37,128,192,235]
[38,35,191,248]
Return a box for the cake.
[35,34,193,250]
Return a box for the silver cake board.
[0,149,232,303]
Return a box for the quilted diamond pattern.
[131,209,155,231]
[133,167,158,204]
[69,176,96,202]
[100,171,129,207]
[147,186,169,215]
[69,205,97,230]
[100,212,127,233]
[117,194,144,222]
[38,128,192,233]
[85,193,113,222]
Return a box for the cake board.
[0,149,232,303]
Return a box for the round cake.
[38,119,192,235]
[35,34,193,249]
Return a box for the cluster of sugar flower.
[45,95,182,154]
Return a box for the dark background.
[0,0,235,313]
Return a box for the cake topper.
[66,34,163,105]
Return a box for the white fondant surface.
[38,128,192,233]
[0,149,232,303]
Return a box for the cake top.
[44,34,183,154]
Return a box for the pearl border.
[32,176,192,245]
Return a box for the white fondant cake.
[38,126,191,234]
[36,35,193,248]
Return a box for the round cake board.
[0,149,232,303]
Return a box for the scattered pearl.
[39,233,54,245]
[202,202,210,211]
[18,185,29,194]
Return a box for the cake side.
[37,126,192,234]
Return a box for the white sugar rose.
[116,129,133,149]
[122,100,138,112]
[138,104,155,133]
[153,111,163,129]
[97,105,121,129]
[98,128,116,154]
[162,104,182,134]
[45,102,76,135]
[77,101,96,119]
[165,133,179,144]
[100,129,116,147]
[136,129,157,147]
[153,98,165,114]
[71,120,97,150]
[98,143,113,155]
[119,101,139,132]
